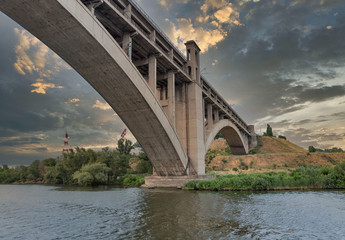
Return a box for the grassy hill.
[206,136,345,174]
[255,136,306,154]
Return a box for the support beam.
[149,30,156,41]
[168,49,174,60]
[214,108,219,123]
[133,58,148,67]
[124,4,131,19]
[207,104,213,131]
[167,71,175,128]
[86,0,103,15]
[175,83,187,151]
[148,55,157,95]
[122,32,132,61]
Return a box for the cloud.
[158,0,190,10]
[65,98,80,104]
[30,78,64,94]
[0,134,47,147]
[13,28,68,94]
[13,28,48,76]
[92,100,112,110]
[211,59,219,66]
[162,0,243,53]
[201,0,228,13]
[166,18,227,52]
[214,4,242,25]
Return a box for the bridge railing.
[202,79,249,134]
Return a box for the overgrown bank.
[0,139,151,187]
[184,162,345,191]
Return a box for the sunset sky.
[1,0,345,165]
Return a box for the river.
[0,185,344,239]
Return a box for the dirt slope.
[207,137,345,173]
[257,136,306,154]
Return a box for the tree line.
[0,139,152,186]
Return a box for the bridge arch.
[205,119,248,158]
[0,0,188,176]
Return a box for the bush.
[239,159,248,170]
[123,175,145,186]
[278,135,287,140]
[184,162,345,191]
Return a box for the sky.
[0,0,345,165]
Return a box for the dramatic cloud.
[166,18,227,52]
[30,78,64,94]
[13,28,67,94]
[92,100,112,110]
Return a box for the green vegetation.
[309,145,343,153]
[278,135,287,140]
[0,139,151,186]
[263,124,273,137]
[309,146,316,152]
[184,162,345,191]
[239,159,248,170]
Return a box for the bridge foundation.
[144,175,216,188]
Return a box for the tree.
[308,146,316,152]
[133,141,142,149]
[43,158,56,167]
[215,132,224,139]
[264,124,273,137]
[73,163,111,185]
[117,139,134,154]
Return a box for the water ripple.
[1,185,345,239]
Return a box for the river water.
[0,185,344,239]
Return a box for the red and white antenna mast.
[62,131,69,154]
[121,129,127,139]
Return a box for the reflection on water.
[0,185,344,239]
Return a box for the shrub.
[184,162,345,191]
[239,159,248,170]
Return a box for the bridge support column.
[187,82,205,175]
[175,83,188,151]
[148,55,157,96]
[167,71,175,128]
[214,108,219,123]
[207,104,213,133]
[122,33,132,61]
[185,40,204,175]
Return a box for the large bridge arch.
[205,119,248,158]
[0,0,188,176]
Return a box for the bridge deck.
[81,0,250,136]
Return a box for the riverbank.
[1,174,147,187]
[184,161,345,191]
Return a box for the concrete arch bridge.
[0,0,257,186]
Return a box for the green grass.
[184,161,345,191]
